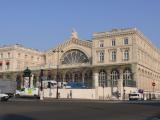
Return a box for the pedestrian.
[70,90,72,99]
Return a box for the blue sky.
[0,0,160,51]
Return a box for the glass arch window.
[62,49,89,64]
[98,69,107,87]
[111,69,119,86]
[123,68,132,80]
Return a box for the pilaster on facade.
[92,68,99,88]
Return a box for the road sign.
[138,89,144,93]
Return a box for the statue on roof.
[71,28,78,39]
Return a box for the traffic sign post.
[152,82,156,99]
[152,82,156,87]
[152,82,156,92]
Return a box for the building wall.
[134,30,160,91]
[92,29,134,66]
[92,28,160,92]
[0,28,159,93]
[0,44,45,80]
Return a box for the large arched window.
[123,68,132,80]
[123,68,135,87]
[111,69,119,86]
[61,49,89,64]
[98,69,107,87]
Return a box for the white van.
[129,92,144,100]
[15,88,39,98]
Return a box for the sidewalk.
[42,98,160,104]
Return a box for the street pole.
[103,83,104,100]
[152,82,156,99]
[56,64,59,99]
[53,48,63,99]
[40,69,44,100]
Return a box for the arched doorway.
[65,71,72,82]
[84,70,92,88]
[73,71,82,82]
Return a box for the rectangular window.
[6,61,10,70]
[98,51,104,63]
[18,53,21,58]
[111,51,116,61]
[8,52,10,58]
[17,61,20,69]
[99,40,104,47]
[123,50,129,60]
[31,56,34,60]
[0,62,2,70]
[25,54,28,59]
[124,38,129,45]
[111,40,116,46]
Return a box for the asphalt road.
[0,99,160,120]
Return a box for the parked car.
[0,93,9,101]
[129,92,144,100]
[15,88,39,98]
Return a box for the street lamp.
[53,48,64,99]
[103,81,105,100]
[40,69,44,100]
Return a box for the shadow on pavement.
[146,114,160,120]
[1,114,36,120]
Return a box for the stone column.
[92,68,99,88]
[72,73,74,82]
[132,64,137,87]
[106,69,111,86]
[106,69,112,96]
[62,74,65,83]
[82,72,85,84]
[30,74,34,88]
[118,69,123,100]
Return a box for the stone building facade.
[0,28,160,99]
